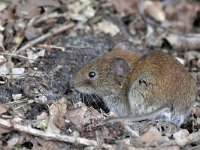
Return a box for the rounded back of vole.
[126,50,197,125]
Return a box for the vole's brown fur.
[74,44,197,126]
[124,51,197,125]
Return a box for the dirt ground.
[0,0,199,149]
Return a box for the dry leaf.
[0,104,8,115]
[27,49,45,64]
[68,0,95,22]
[0,25,4,31]
[0,33,4,50]
[0,5,14,24]
[82,6,95,19]
[30,0,60,7]
[173,129,190,146]
[65,102,103,130]
[192,106,200,118]
[143,0,166,23]
[83,107,103,125]
[165,1,200,32]
[184,51,200,68]
[0,63,25,79]
[0,55,6,65]
[0,126,11,135]
[33,112,48,129]
[7,136,19,148]
[47,97,68,133]
[12,94,22,101]
[138,127,169,145]
[25,26,43,40]
[109,0,138,14]
[95,20,120,36]
[28,70,46,78]
[65,103,87,129]
[16,2,40,19]
[15,0,60,19]
[0,2,7,11]
[42,141,69,150]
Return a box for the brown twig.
[38,44,66,51]
[0,118,114,149]
[164,33,200,50]
[30,12,69,26]
[1,53,32,60]
[15,22,75,54]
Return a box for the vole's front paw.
[107,111,117,117]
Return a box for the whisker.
[88,94,100,109]
[96,92,110,114]
[82,87,92,107]
[93,94,102,104]
[82,93,85,105]
[71,89,76,107]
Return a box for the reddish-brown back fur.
[126,51,197,114]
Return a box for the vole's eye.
[88,71,96,78]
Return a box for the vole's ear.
[110,58,129,76]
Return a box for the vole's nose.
[69,75,81,94]
[73,77,82,92]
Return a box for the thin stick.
[164,33,200,50]
[0,118,114,149]
[15,22,75,54]
[38,44,66,51]
[32,12,69,26]
[38,44,93,50]
[1,53,32,60]
[124,125,139,137]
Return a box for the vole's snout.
[73,72,81,89]
[73,77,81,91]
[73,73,92,94]
[70,77,75,88]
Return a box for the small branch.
[32,12,69,26]
[38,44,93,50]
[0,118,114,149]
[38,44,66,51]
[164,33,200,50]
[1,53,32,60]
[124,125,139,137]
[15,22,75,54]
